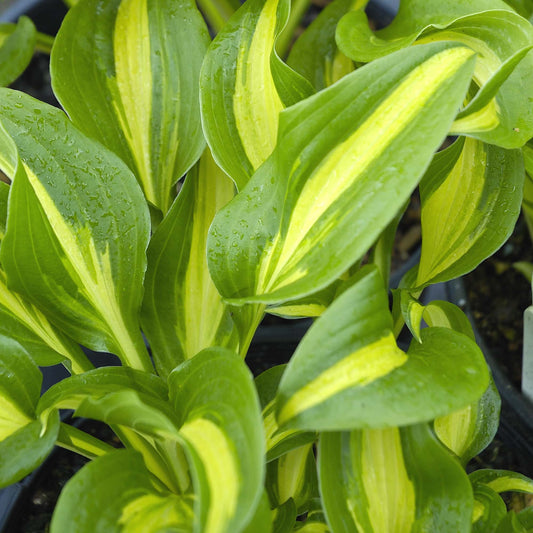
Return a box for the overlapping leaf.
[275,266,489,431]
[141,149,257,377]
[200,0,314,190]
[319,424,473,532]
[0,17,36,87]
[287,0,357,90]
[50,449,194,533]
[336,1,533,147]
[207,42,475,305]
[51,0,209,213]
[414,137,523,288]
[0,338,60,487]
[169,349,265,533]
[0,90,152,371]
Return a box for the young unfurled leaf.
[207,42,475,305]
[287,0,357,90]
[0,338,60,487]
[51,449,194,533]
[0,17,36,88]
[0,91,152,372]
[471,483,507,533]
[141,150,241,377]
[169,348,265,533]
[200,0,314,190]
[51,0,209,213]
[319,424,473,532]
[415,137,524,288]
[470,469,533,495]
[337,3,533,148]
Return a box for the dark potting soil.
[463,218,533,389]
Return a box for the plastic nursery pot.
[430,278,533,478]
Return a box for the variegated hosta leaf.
[434,379,500,466]
[0,181,7,240]
[169,348,265,533]
[0,17,36,87]
[266,443,318,515]
[287,0,357,90]
[50,449,194,533]
[207,42,475,305]
[337,2,533,148]
[470,469,533,495]
[0,90,152,372]
[255,364,316,462]
[200,0,314,190]
[0,338,60,487]
[471,483,507,533]
[275,266,490,431]
[415,137,523,288]
[319,424,473,532]
[141,149,238,377]
[51,0,209,213]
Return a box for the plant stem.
[56,422,115,460]
[196,0,239,34]
[35,32,55,54]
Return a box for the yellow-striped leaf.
[470,469,533,495]
[0,338,60,487]
[0,17,36,87]
[141,149,244,377]
[275,266,489,431]
[415,137,523,288]
[319,424,473,532]
[207,42,475,305]
[0,90,152,372]
[337,2,533,148]
[169,348,265,533]
[51,0,209,213]
[200,0,314,190]
[51,449,194,533]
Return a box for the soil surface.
[464,218,533,388]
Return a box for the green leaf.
[0,90,152,372]
[0,17,36,87]
[51,0,209,213]
[0,338,60,486]
[434,378,501,465]
[51,449,194,533]
[207,42,476,305]
[318,423,473,532]
[242,491,273,533]
[415,137,524,288]
[287,0,357,90]
[470,469,533,494]
[200,0,314,190]
[337,4,533,148]
[0,181,8,242]
[141,149,240,377]
[276,266,489,431]
[496,512,529,533]
[266,443,318,514]
[255,365,316,461]
[471,483,507,533]
[169,348,265,533]
[523,142,533,240]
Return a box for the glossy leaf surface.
[208,42,475,305]
[319,424,473,532]
[0,90,152,372]
[51,0,209,212]
[200,0,315,190]
[416,137,524,288]
[337,2,533,147]
[276,266,489,431]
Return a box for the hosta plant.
[1,0,533,531]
